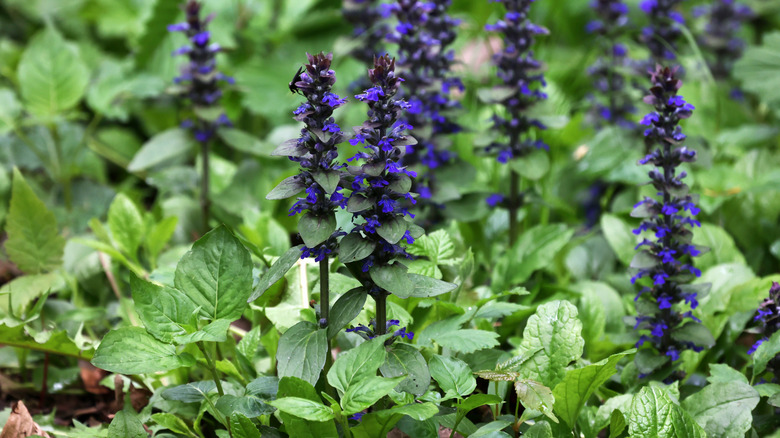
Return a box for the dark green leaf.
[347,194,373,213]
[161,381,217,403]
[229,412,262,438]
[609,410,627,438]
[249,244,304,302]
[276,321,327,386]
[376,216,407,245]
[508,149,549,181]
[327,288,367,339]
[338,233,375,263]
[267,175,306,200]
[369,263,413,297]
[380,343,431,396]
[108,409,147,438]
[128,129,195,172]
[298,212,337,248]
[216,394,276,419]
[312,170,340,195]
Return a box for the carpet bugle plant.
[639,0,686,65]
[484,0,549,245]
[694,0,753,82]
[343,0,389,90]
[748,281,780,380]
[267,52,348,328]
[630,65,713,380]
[169,0,233,230]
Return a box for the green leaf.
[341,376,406,415]
[734,32,780,106]
[327,334,388,395]
[219,128,274,156]
[0,272,62,319]
[471,420,513,438]
[458,394,504,415]
[277,376,339,438]
[753,330,780,379]
[268,397,335,422]
[380,343,431,396]
[552,350,634,428]
[338,233,376,263]
[135,0,181,68]
[151,412,194,436]
[267,175,306,200]
[161,381,217,403]
[508,149,550,181]
[433,329,500,354]
[145,216,178,266]
[600,214,639,266]
[0,88,22,134]
[407,273,458,298]
[0,324,91,360]
[127,129,195,172]
[17,28,88,117]
[495,224,574,288]
[376,216,407,245]
[681,381,759,438]
[215,393,276,419]
[609,410,627,438]
[707,364,748,385]
[5,168,65,273]
[91,327,194,374]
[108,409,147,438]
[327,288,367,339]
[173,319,231,345]
[516,379,558,423]
[429,355,476,398]
[298,212,337,248]
[515,301,585,388]
[311,169,340,195]
[277,321,328,386]
[691,223,746,270]
[524,421,553,438]
[369,263,413,297]
[174,226,253,322]
[671,323,715,348]
[249,244,304,302]
[627,386,706,438]
[229,413,262,438]
[130,276,196,343]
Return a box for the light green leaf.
[91,327,194,374]
[229,412,262,438]
[627,386,706,438]
[0,88,22,134]
[219,128,274,156]
[249,244,304,302]
[151,412,194,436]
[515,300,585,388]
[108,409,147,438]
[173,319,231,345]
[734,32,780,106]
[174,225,253,322]
[277,321,327,386]
[509,148,550,181]
[552,350,634,428]
[433,329,500,354]
[600,214,639,266]
[495,224,574,288]
[17,28,88,117]
[407,273,458,298]
[341,376,406,415]
[268,397,334,422]
[127,129,195,172]
[458,394,504,416]
[691,223,746,270]
[515,379,558,423]
[429,355,476,398]
[130,276,196,343]
[327,288,367,339]
[145,216,178,266]
[0,324,91,360]
[327,335,388,395]
[277,376,339,438]
[610,410,627,438]
[681,381,759,438]
[0,272,62,319]
[161,381,217,403]
[5,168,65,273]
[380,343,431,396]
[753,330,780,380]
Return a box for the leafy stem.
[375,290,387,336]
[196,341,224,396]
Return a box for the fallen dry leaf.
[79,360,110,395]
[0,400,51,438]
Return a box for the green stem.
[338,413,353,438]
[509,170,519,246]
[50,123,72,211]
[449,412,464,438]
[196,342,224,396]
[320,257,330,324]
[200,140,211,232]
[375,291,387,335]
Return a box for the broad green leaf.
[108,409,146,438]
[108,194,144,259]
[671,323,715,348]
[135,0,181,68]
[600,214,639,266]
[219,128,274,156]
[127,129,195,172]
[681,381,759,438]
[516,379,558,423]
[161,381,217,403]
[131,276,195,343]
[459,394,504,415]
[268,397,334,421]
[0,324,90,360]
[215,393,276,419]
[552,350,634,428]
[429,355,476,398]
[495,224,574,288]
[610,410,627,438]
[327,335,388,395]
[17,28,88,117]
[298,212,337,248]
[341,376,406,415]
[515,300,585,388]
[384,402,439,420]
[471,420,513,438]
[277,376,339,438]
[627,386,706,438]
[267,175,306,200]
[734,32,780,106]
[151,413,194,436]
[369,263,413,297]
[249,244,304,302]
[509,148,550,180]
[311,169,340,195]
[380,343,431,396]
[0,272,62,318]
[5,168,65,273]
[524,421,553,438]
[327,287,367,338]
[229,412,262,438]
[407,273,458,298]
[753,330,780,380]
[338,233,376,263]
[691,223,746,270]
[277,321,327,386]
[433,329,500,354]
[174,226,253,322]
[145,216,178,266]
[376,216,407,245]
[173,319,231,345]
[92,327,194,374]
[0,88,22,134]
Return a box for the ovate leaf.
[108,409,147,438]
[628,386,706,438]
[276,321,327,386]
[108,193,144,258]
[327,288,367,339]
[681,381,759,438]
[429,355,476,398]
[91,327,194,374]
[515,379,558,423]
[127,129,195,172]
[433,329,500,354]
[5,168,65,273]
[380,343,431,396]
[130,276,196,343]
[249,244,304,302]
[341,376,406,415]
[298,212,337,248]
[327,334,388,394]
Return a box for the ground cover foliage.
[0,0,780,436]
